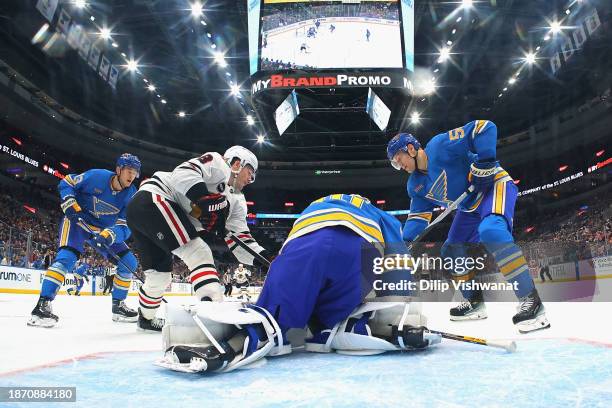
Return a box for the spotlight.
[147,84,156,92]
[190,2,203,18]
[246,115,255,125]
[126,59,138,72]
[161,99,167,104]
[99,27,112,40]
[230,84,240,96]
[524,52,536,64]
[178,111,186,118]
[410,111,421,124]
[437,46,450,63]
[112,42,118,48]
[214,52,228,68]
[74,0,87,9]
[550,21,561,34]
[461,0,473,10]
[257,134,265,143]
[508,77,516,85]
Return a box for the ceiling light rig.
[494,0,580,104]
[72,8,176,112]
[415,2,477,119]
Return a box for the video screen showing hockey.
[1,0,612,406]
[260,0,404,70]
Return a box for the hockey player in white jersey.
[126,146,265,332]
[233,264,251,301]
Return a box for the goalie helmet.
[223,146,258,183]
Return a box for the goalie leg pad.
[324,302,440,355]
[157,302,290,373]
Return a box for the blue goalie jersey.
[284,193,406,255]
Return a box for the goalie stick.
[428,329,517,352]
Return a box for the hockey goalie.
[156,194,441,374]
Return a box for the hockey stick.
[77,219,169,303]
[77,219,136,275]
[228,232,271,268]
[428,329,516,352]
[407,186,475,252]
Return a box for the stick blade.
[488,340,517,353]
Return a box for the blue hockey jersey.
[59,169,135,243]
[403,120,513,241]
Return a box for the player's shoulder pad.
[467,119,496,139]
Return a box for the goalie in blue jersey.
[28,154,142,328]
[156,194,441,374]
[387,120,550,333]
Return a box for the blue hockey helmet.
[116,153,141,176]
[387,133,421,170]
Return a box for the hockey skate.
[27,297,59,328]
[112,300,138,322]
[512,289,550,333]
[137,310,165,332]
[450,290,487,321]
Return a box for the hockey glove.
[91,229,115,249]
[400,326,440,349]
[197,194,229,235]
[61,197,82,223]
[469,160,498,192]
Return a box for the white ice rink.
[1,289,611,407]
[261,20,403,69]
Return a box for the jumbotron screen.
[258,0,405,70]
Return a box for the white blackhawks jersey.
[233,267,251,284]
[223,191,265,266]
[139,152,266,264]
[139,152,230,229]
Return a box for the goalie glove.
[469,160,498,192]
[396,326,440,350]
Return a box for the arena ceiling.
[0,0,610,162]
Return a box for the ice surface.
[262,21,403,69]
[1,293,611,407]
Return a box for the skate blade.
[27,316,57,328]
[112,314,138,323]
[517,314,551,333]
[137,326,162,333]
[450,311,488,321]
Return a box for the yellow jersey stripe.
[45,270,65,283]
[500,256,527,276]
[289,212,384,242]
[60,218,70,246]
